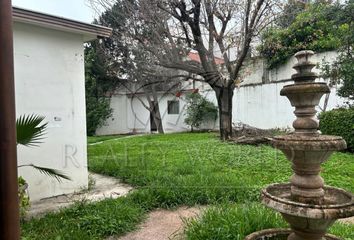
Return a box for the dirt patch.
[110,206,204,240]
[28,172,132,218]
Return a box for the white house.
[13,7,111,201]
[97,51,346,135]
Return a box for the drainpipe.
[0,0,21,239]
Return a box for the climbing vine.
[259,1,351,68]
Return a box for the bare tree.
[89,0,281,140]
[92,2,189,134]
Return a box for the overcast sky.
[12,0,101,23]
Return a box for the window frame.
[167,100,180,115]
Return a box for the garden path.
[109,207,203,240]
[28,172,132,218]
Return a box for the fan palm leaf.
[16,114,47,147]
[16,114,71,182]
[18,164,71,182]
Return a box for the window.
[167,100,179,114]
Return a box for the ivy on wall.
[258,1,351,69]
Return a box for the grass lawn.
[22,133,354,239]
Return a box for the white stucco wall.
[97,87,220,135]
[98,93,192,134]
[233,51,346,129]
[97,51,346,135]
[96,94,129,135]
[14,22,88,201]
[233,83,345,129]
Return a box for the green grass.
[184,203,354,240]
[88,132,354,203]
[22,198,145,240]
[22,133,354,239]
[87,135,126,144]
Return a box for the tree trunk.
[143,84,164,134]
[151,85,164,134]
[215,87,234,140]
[151,102,164,134]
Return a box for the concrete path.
[28,172,132,218]
[89,134,145,146]
[108,207,203,240]
[340,217,354,225]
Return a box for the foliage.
[319,1,354,104]
[85,43,114,136]
[319,108,354,151]
[184,93,218,130]
[22,133,354,239]
[16,115,47,147]
[16,114,71,181]
[16,114,70,219]
[259,1,350,68]
[18,177,30,221]
[21,164,70,183]
[184,203,354,240]
[276,0,307,28]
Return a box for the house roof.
[188,52,225,65]
[12,7,112,41]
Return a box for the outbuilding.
[13,7,111,201]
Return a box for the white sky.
[12,0,101,23]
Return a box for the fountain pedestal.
[245,51,354,240]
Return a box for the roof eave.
[12,7,112,41]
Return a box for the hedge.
[319,108,354,151]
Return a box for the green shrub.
[85,43,114,136]
[319,108,354,151]
[18,177,30,221]
[259,2,349,68]
[184,93,218,130]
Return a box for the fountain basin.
[262,183,354,220]
[244,229,340,240]
[272,135,346,151]
[280,82,329,96]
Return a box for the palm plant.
[16,114,71,182]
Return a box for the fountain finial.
[280,51,329,136]
[292,50,318,83]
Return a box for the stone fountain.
[245,50,354,240]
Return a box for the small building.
[96,80,219,135]
[13,7,111,201]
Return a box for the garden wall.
[233,51,346,129]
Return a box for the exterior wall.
[14,22,88,201]
[97,51,345,135]
[97,88,219,135]
[96,94,129,135]
[233,82,345,129]
[234,51,346,129]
